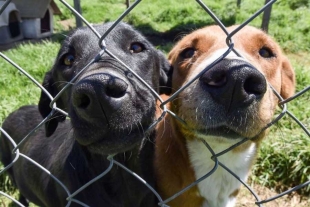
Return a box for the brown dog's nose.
[72,73,128,119]
[200,59,267,110]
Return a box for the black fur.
[0,22,170,207]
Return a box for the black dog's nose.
[200,59,267,110]
[72,73,128,119]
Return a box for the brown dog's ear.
[157,50,173,95]
[38,71,66,137]
[280,57,296,99]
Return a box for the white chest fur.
[186,136,256,207]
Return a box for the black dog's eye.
[63,54,75,66]
[259,47,275,58]
[180,48,195,59]
[130,42,145,53]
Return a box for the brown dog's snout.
[200,59,267,110]
[72,73,129,119]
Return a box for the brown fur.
[154,25,295,207]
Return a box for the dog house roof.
[11,0,61,18]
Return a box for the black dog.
[0,22,170,207]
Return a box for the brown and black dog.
[154,25,295,207]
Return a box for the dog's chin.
[72,123,151,155]
[197,126,258,140]
[85,135,142,155]
[202,126,242,139]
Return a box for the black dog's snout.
[72,73,129,119]
[105,78,128,98]
[200,59,267,110]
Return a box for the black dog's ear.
[38,71,66,137]
[157,50,173,95]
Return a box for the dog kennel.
[11,0,60,39]
[20,6,54,39]
[0,2,23,44]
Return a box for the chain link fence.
[0,0,309,206]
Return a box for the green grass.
[0,0,310,205]
[0,41,60,206]
[53,0,310,53]
[0,41,60,124]
[128,0,310,53]
[54,0,127,32]
[252,54,310,194]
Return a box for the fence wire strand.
[0,0,309,207]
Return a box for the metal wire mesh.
[0,0,309,206]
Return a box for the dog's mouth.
[70,101,156,154]
[177,91,268,140]
[198,126,244,139]
[85,121,152,154]
[72,118,154,154]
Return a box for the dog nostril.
[201,70,227,87]
[105,79,128,98]
[76,94,91,109]
[244,75,267,96]
[207,74,227,87]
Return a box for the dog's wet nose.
[105,78,128,98]
[72,73,128,119]
[200,59,267,110]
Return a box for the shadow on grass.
[0,16,238,53]
[133,17,236,52]
[0,31,69,52]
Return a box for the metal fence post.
[261,0,272,32]
[74,0,83,28]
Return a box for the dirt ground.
[58,19,75,30]
[236,183,310,207]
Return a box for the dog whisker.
[138,121,146,138]
[53,81,76,87]
[58,33,69,39]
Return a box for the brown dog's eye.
[180,48,195,59]
[63,54,75,66]
[259,47,274,58]
[130,42,145,53]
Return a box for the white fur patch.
[187,135,256,207]
[186,48,249,82]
